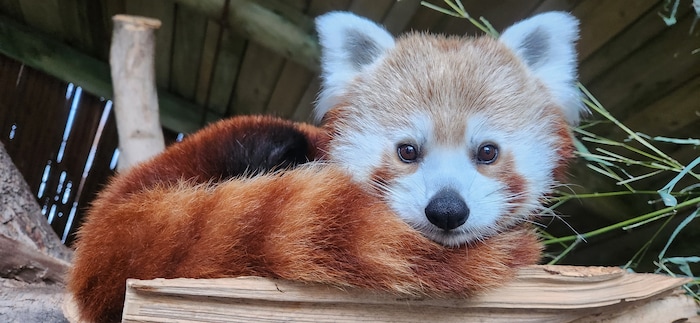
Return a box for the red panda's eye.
[397,144,418,163]
[476,144,498,164]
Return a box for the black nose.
[425,189,469,231]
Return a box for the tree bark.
[0,278,69,323]
[0,142,72,321]
[109,15,166,171]
[0,142,72,262]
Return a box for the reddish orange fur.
[69,163,541,322]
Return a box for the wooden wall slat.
[230,42,285,115]
[531,0,581,14]
[265,60,313,117]
[58,0,93,56]
[290,0,352,122]
[0,0,23,21]
[170,4,207,100]
[620,76,700,137]
[580,3,692,84]
[382,0,423,35]
[66,100,118,244]
[125,0,176,91]
[17,0,62,38]
[572,0,660,61]
[405,3,447,33]
[46,93,104,238]
[263,0,312,118]
[207,29,246,116]
[585,12,700,122]
[437,0,542,36]
[348,0,393,21]
[99,0,125,60]
[194,20,222,108]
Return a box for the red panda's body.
[70,165,541,322]
[68,11,584,322]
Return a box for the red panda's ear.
[314,11,395,123]
[499,12,587,125]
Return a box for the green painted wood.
[170,4,207,99]
[173,0,320,71]
[0,14,204,134]
[207,28,245,116]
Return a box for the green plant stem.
[543,196,700,245]
[579,85,686,171]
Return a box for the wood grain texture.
[119,266,698,323]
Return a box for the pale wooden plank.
[120,266,697,323]
[169,4,207,100]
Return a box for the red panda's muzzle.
[425,189,470,231]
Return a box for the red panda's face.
[315,12,582,246]
[325,35,573,246]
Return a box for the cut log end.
[112,14,162,30]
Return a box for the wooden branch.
[0,235,70,284]
[0,142,72,262]
[115,265,699,322]
[173,0,320,71]
[109,15,166,171]
[0,14,206,133]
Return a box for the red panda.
[68,11,584,322]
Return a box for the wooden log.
[116,265,699,323]
[0,234,70,284]
[0,142,72,262]
[109,15,166,171]
[0,13,204,134]
[0,278,69,323]
[0,134,72,322]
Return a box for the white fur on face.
[316,11,580,246]
[379,114,556,246]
